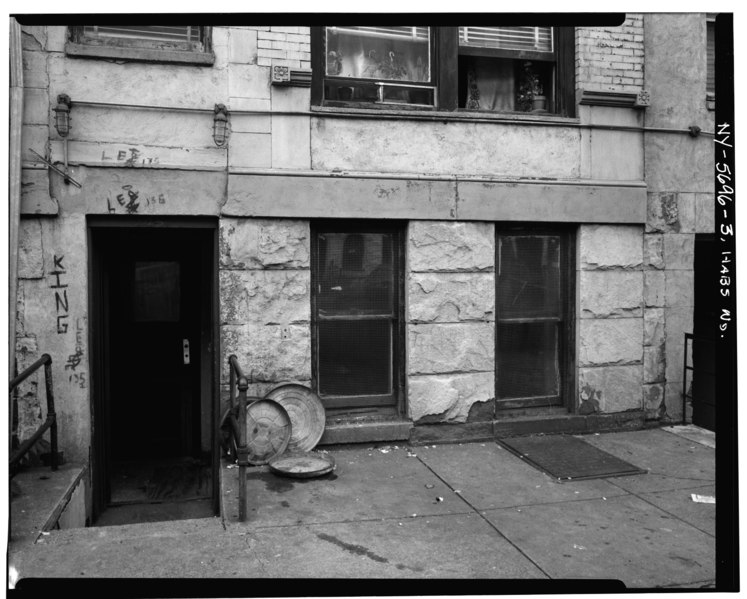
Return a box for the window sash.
[459,26,554,53]
[496,230,572,407]
[706,21,715,94]
[312,224,403,407]
[83,25,202,44]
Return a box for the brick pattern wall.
[576,14,644,92]
[254,26,311,69]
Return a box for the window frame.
[66,26,215,66]
[494,225,576,412]
[310,220,406,415]
[311,26,575,117]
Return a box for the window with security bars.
[496,230,573,409]
[312,224,402,409]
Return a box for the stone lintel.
[226,173,647,224]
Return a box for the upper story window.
[323,26,435,106]
[706,17,715,95]
[312,26,575,116]
[458,27,555,112]
[66,25,214,65]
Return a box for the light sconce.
[53,94,72,138]
[213,103,229,147]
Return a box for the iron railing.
[226,355,253,522]
[9,353,58,475]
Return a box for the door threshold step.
[318,419,412,445]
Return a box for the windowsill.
[65,42,215,66]
[311,104,578,124]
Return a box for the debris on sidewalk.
[691,494,716,504]
[425,483,434,489]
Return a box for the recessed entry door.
[91,222,216,514]
[311,222,404,414]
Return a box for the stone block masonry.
[407,222,495,424]
[219,219,311,396]
[577,224,645,416]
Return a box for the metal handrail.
[227,355,250,522]
[9,353,58,474]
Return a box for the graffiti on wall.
[101,147,160,167]
[49,254,69,334]
[106,184,166,214]
[65,317,87,389]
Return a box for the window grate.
[83,25,202,44]
[459,26,553,53]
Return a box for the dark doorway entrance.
[89,219,218,524]
[691,234,716,431]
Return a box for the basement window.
[496,229,574,410]
[66,25,214,65]
[312,222,404,411]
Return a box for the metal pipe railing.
[9,353,58,473]
[227,355,250,522]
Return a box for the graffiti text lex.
[49,254,70,334]
[106,184,166,214]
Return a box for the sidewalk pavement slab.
[576,429,715,493]
[9,427,717,589]
[223,446,470,527]
[637,484,716,537]
[482,493,715,587]
[414,442,626,510]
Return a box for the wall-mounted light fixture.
[53,94,72,138]
[213,103,229,147]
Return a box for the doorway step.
[9,462,88,549]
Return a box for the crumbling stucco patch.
[409,372,494,423]
[646,192,681,233]
[579,365,643,413]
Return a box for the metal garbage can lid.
[268,452,336,478]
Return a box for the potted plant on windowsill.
[517,61,547,113]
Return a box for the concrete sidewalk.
[9,425,716,591]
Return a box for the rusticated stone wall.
[407,221,495,423]
[219,218,312,405]
[577,225,645,415]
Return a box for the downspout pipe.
[9,17,24,445]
